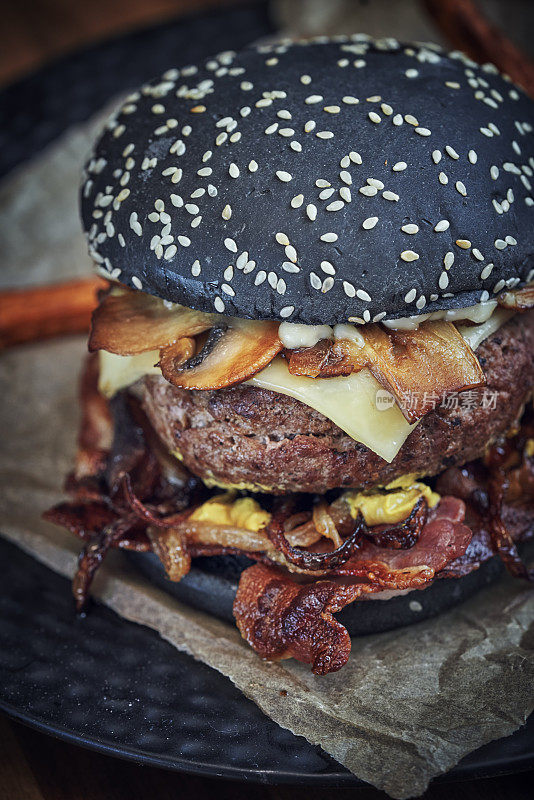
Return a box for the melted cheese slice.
[248,360,413,461]
[98,309,512,463]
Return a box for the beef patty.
[137,313,534,494]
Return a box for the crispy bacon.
[335,496,472,577]
[485,449,533,581]
[233,563,433,675]
[287,321,485,422]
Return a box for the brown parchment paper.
[1,23,534,797]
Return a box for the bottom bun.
[126,548,505,637]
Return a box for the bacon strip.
[335,496,472,576]
[233,563,433,675]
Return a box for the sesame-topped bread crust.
[81,36,534,324]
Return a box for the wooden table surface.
[1,1,533,798]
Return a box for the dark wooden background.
[0,1,532,798]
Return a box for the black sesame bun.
[81,36,534,325]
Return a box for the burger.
[45,36,534,675]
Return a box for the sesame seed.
[324,105,340,114]
[445,81,461,89]
[319,190,334,203]
[322,277,334,293]
[291,194,304,208]
[480,263,494,280]
[178,236,191,247]
[505,235,517,245]
[367,178,384,189]
[316,131,334,139]
[434,220,449,232]
[236,252,248,270]
[340,155,351,168]
[405,114,418,126]
[439,172,448,184]
[444,252,454,269]
[305,94,323,104]
[327,200,344,211]
[279,128,295,137]
[285,245,298,262]
[276,170,292,182]
[406,68,418,78]
[392,114,403,125]
[383,191,399,201]
[432,150,442,164]
[320,232,338,242]
[350,151,363,164]
[132,276,143,290]
[282,261,300,273]
[306,204,318,220]
[359,185,377,197]
[280,306,294,318]
[344,280,356,297]
[381,103,393,115]
[368,111,381,123]
[321,260,336,275]
[340,171,352,184]
[276,232,290,245]
[445,145,460,159]
[278,110,292,119]
[392,162,407,171]
[404,288,417,303]
[342,96,359,104]
[191,260,201,277]
[401,250,419,262]
[356,288,372,301]
[290,141,302,152]
[224,237,237,252]
[214,297,225,312]
[362,216,378,230]
[455,181,467,196]
[265,123,278,134]
[472,248,484,260]
[468,150,477,164]
[304,120,316,133]
[229,163,240,178]
[300,74,312,85]
[310,272,322,290]
[490,165,499,180]
[456,239,471,249]
[416,296,427,310]
[340,187,352,202]
[366,95,381,103]
[439,272,449,289]
[401,224,419,234]
[248,160,258,172]
[222,205,232,220]
[415,127,431,136]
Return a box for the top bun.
[81,36,534,324]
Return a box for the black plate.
[1,3,533,784]
[2,537,534,785]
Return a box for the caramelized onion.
[146,525,191,582]
[362,498,428,549]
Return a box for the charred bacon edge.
[362,497,429,549]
